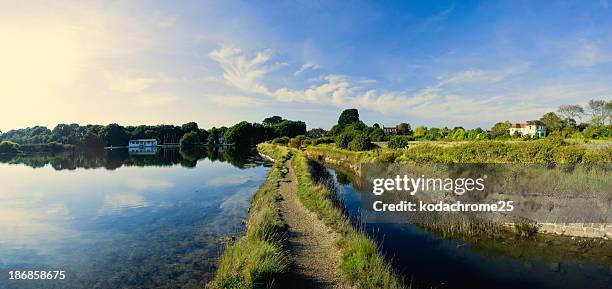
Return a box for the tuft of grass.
[258,143,404,289]
[208,158,289,289]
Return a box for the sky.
[1,0,611,132]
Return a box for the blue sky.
[1,0,611,131]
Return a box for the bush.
[271,136,290,145]
[387,136,410,149]
[0,140,21,154]
[347,133,372,151]
[288,137,302,148]
[312,137,335,145]
[335,132,353,149]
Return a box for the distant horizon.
[2,1,611,131]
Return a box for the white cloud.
[209,45,612,127]
[294,63,320,76]
[438,63,529,86]
[208,45,281,96]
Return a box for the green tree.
[338,108,360,126]
[368,128,385,142]
[413,126,427,138]
[540,112,563,134]
[101,123,129,146]
[180,131,200,147]
[224,121,254,147]
[181,122,199,133]
[491,121,511,138]
[262,116,284,126]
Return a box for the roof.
[511,120,544,128]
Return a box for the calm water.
[0,147,270,289]
[316,163,612,289]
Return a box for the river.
[315,162,611,289]
[0,147,269,289]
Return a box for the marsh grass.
[208,159,289,289]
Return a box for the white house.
[383,126,397,136]
[509,120,546,137]
[128,139,158,148]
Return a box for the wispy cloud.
[209,45,612,127]
[294,63,320,76]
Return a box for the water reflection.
[0,147,270,289]
[314,162,612,289]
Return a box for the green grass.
[207,156,289,289]
[306,138,612,166]
[259,143,404,289]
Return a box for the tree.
[262,116,284,126]
[180,131,200,147]
[557,104,584,123]
[224,121,254,147]
[396,123,412,135]
[372,123,380,129]
[368,128,385,142]
[413,126,427,138]
[586,99,609,126]
[338,109,360,126]
[101,123,129,146]
[540,112,563,134]
[490,121,511,138]
[181,122,199,133]
[273,120,306,138]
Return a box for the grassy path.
[278,159,350,289]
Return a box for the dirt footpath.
[277,159,350,289]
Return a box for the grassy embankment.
[307,138,612,168]
[207,151,290,289]
[303,139,611,239]
[259,143,404,289]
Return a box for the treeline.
[0,117,305,154]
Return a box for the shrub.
[271,136,290,145]
[387,136,410,149]
[0,140,21,154]
[312,137,335,145]
[347,133,372,151]
[335,132,353,149]
[288,137,302,148]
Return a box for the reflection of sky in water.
[324,167,612,289]
[0,152,268,288]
